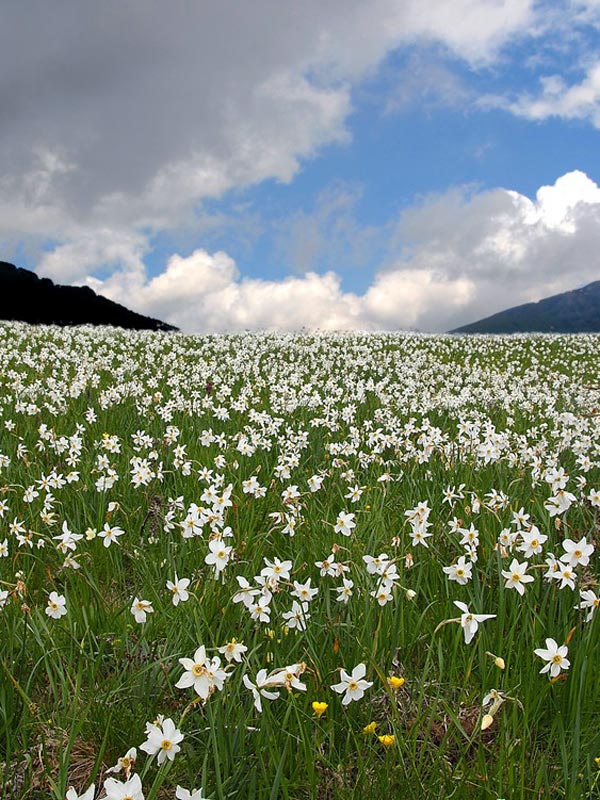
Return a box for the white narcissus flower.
[534,638,570,678]
[130,597,154,624]
[576,589,599,622]
[66,784,95,800]
[560,537,594,568]
[501,559,535,596]
[243,669,280,712]
[176,787,206,800]
[204,538,233,574]
[46,591,67,619]
[105,747,137,775]
[330,663,373,705]
[334,511,356,537]
[140,717,183,765]
[442,555,473,585]
[175,645,228,699]
[99,524,125,548]
[103,773,144,800]
[218,639,248,663]
[166,575,190,606]
[335,578,354,603]
[454,601,496,645]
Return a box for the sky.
[2,0,600,332]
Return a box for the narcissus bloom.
[501,559,535,596]
[46,591,67,619]
[166,575,190,605]
[454,601,495,645]
[176,787,206,800]
[534,638,570,678]
[103,773,144,800]
[66,785,95,800]
[130,598,154,624]
[176,645,228,699]
[140,717,183,765]
[331,663,373,705]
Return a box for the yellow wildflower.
[387,675,405,690]
[312,701,328,718]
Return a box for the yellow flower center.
[348,680,358,691]
[161,739,172,750]
[552,654,563,664]
[192,664,204,676]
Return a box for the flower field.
[0,324,599,800]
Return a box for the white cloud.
[482,61,600,127]
[92,170,600,333]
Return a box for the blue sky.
[2,1,600,331]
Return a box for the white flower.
[243,669,280,712]
[205,538,233,574]
[501,559,535,596]
[175,645,228,699]
[176,787,206,800]
[105,747,137,775]
[335,578,354,603]
[534,638,570,678]
[282,600,311,630]
[453,601,496,645]
[140,717,183,765]
[261,557,292,583]
[218,639,248,663]
[102,774,144,800]
[371,584,393,606]
[166,575,190,606]
[46,591,67,619]
[291,578,318,603]
[130,598,154,624]
[66,784,95,800]
[331,663,373,705]
[99,524,125,547]
[576,589,599,622]
[334,511,356,537]
[517,525,547,557]
[442,556,473,585]
[560,537,594,568]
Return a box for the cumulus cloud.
[92,170,600,333]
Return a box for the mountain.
[0,261,177,331]
[451,281,600,334]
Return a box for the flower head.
[331,663,373,705]
[534,638,570,678]
[140,717,183,765]
[312,701,328,717]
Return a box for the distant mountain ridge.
[0,261,177,331]
[451,280,600,334]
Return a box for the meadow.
[0,323,598,800]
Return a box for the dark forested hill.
[451,281,600,334]
[0,261,177,331]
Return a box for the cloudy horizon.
[2,1,600,332]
